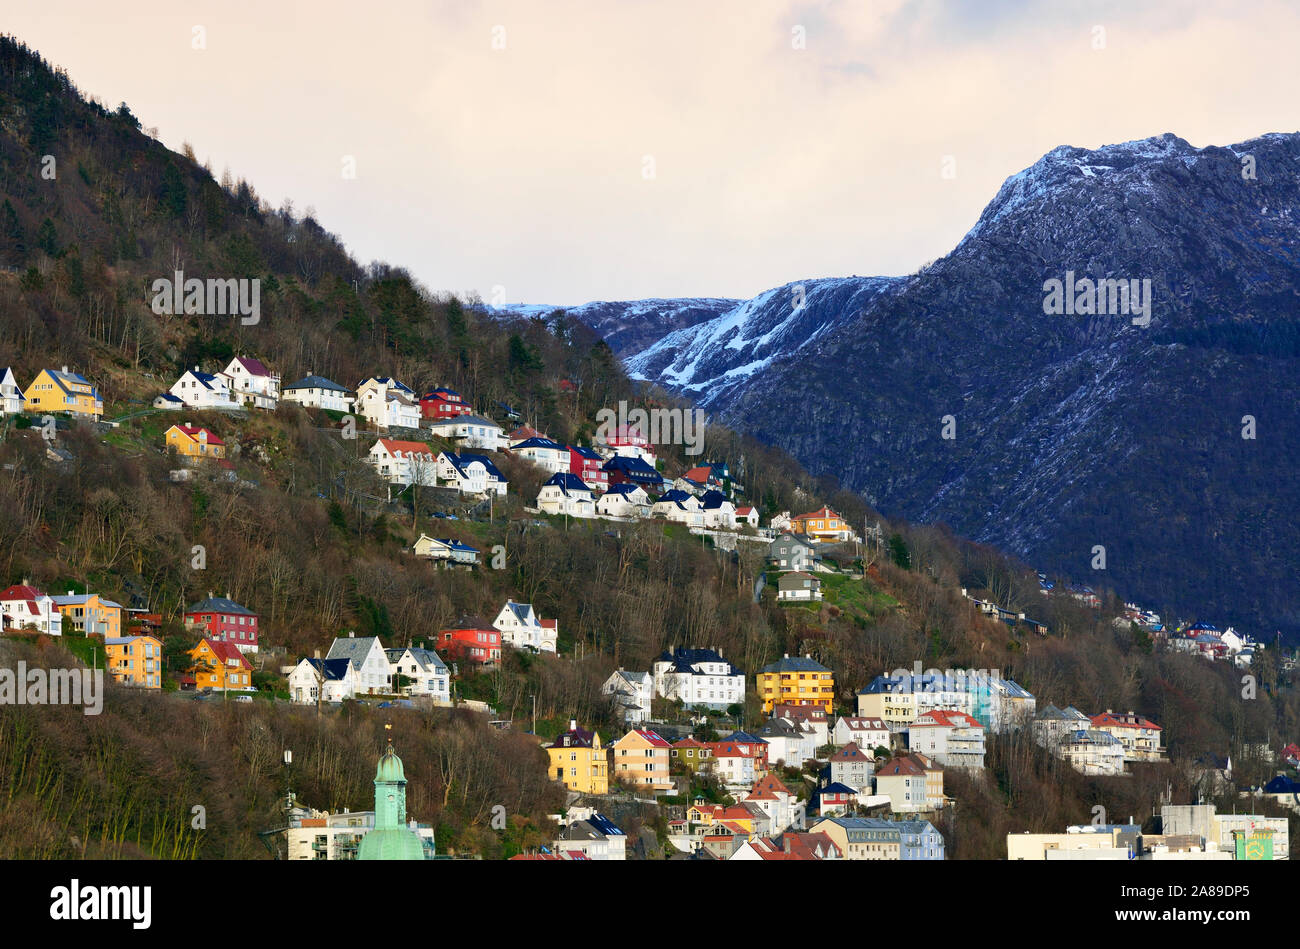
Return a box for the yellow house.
[546,720,608,794]
[756,654,834,714]
[51,592,121,637]
[189,638,253,691]
[23,367,104,420]
[165,423,226,459]
[103,635,163,689]
[610,728,674,792]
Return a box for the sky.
[9,0,1300,305]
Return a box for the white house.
[908,709,986,769]
[436,451,508,496]
[426,414,504,451]
[757,717,819,768]
[168,367,239,410]
[1057,729,1127,775]
[411,535,480,567]
[0,368,23,415]
[493,600,557,654]
[602,669,654,725]
[777,571,822,602]
[651,490,704,527]
[833,716,890,753]
[596,483,651,519]
[288,657,359,704]
[536,472,596,517]
[735,505,759,529]
[356,377,421,431]
[0,583,63,635]
[368,438,438,486]
[652,647,745,709]
[828,742,876,792]
[385,647,451,703]
[510,436,569,474]
[281,374,355,413]
[699,490,736,530]
[219,356,280,409]
[711,746,757,788]
[324,633,391,694]
[552,813,627,861]
[744,774,805,834]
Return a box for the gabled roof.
[604,483,646,498]
[570,445,603,461]
[699,489,732,510]
[326,635,384,669]
[440,451,506,482]
[198,637,251,668]
[423,387,463,401]
[602,454,662,480]
[445,614,494,632]
[52,593,123,608]
[0,584,46,601]
[385,646,449,674]
[550,724,599,749]
[745,773,791,801]
[230,355,272,376]
[794,506,841,521]
[876,756,926,777]
[830,742,872,762]
[170,424,224,445]
[41,367,100,399]
[819,782,858,796]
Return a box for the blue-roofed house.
[510,436,570,474]
[536,472,596,517]
[288,656,358,704]
[411,534,481,567]
[23,366,104,419]
[651,488,704,526]
[282,373,355,413]
[603,454,666,491]
[385,646,451,702]
[895,819,946,860]
[596,482,651,518]
[651,647,745,709]
[436,451,508,496]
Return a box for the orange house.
[790,506,853,543]
[189,637,253,691]
[165,423,226,460]
[51,592,122,637]
[103,635,163,689]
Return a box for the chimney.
[783,653,789,659]
[569,719,577,731]
[67,590,73,596]
[349,631,355,638]
[313,649,320,659]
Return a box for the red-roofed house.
[731,831,842,860]
[735,505,759,529]
[744,773,803,832]
[875,753,942,812]
[165,423,226,460]
[0,584,63,635]
[670,737,713,773]
[188,637,253,692]
[833,715,891,753]
[909,709,987,769]
[1090,710,1165,761]
[611,728,674,792]
[368,438,437,486]
[829,742,876,791]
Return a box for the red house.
[420,387,472,420]
[439,615,501,665]
[184,594,259,654]
[569,445,609,491]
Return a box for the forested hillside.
[0,35,1295,860]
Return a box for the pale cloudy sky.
[9,1,1300,303]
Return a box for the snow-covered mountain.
[511,132,1300,638]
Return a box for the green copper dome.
[358,740,428,860]
[376,746,406,783]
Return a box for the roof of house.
[171,424,224,445]
[876,756,927,777]
[1091,711,1162,731]
[604,483,646,498]
[41,367,100,399]
[1064,729,1125,747]
[570,445,603,461]
[622,729,671,748]
[325,635,384,669]
[375,438,434,457]
[602,454,662,478]
[759,655,829,674]
[186,596,254,616]
[198,638,251,667]
[284,374,349,392]
[745,774,791,801]
[423,387,463,401]
[550,724,600,749]
[913,709,984,729]
[794,506,841,521]
[384,646,449,674]
[445,614,495,632]
[836,715,887,732]
[0,584,46,601]
[700,489,732,510]
[512,436,566,451]
[441,451,505,481]
[542,472,593,495]
[830,742,872,762]
[52,593,123,608]
[736,506,755,516]
[230,355,272,376]
[818,782,858,796]
[300,657,353,681]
